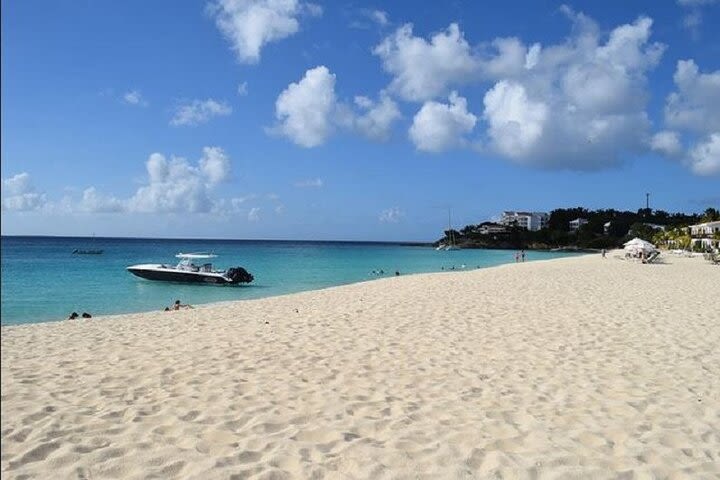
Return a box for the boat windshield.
[176,257,215,272]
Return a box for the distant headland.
[436,207,720,251]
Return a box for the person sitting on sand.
[68,312,79,320]
[172,299,193,310]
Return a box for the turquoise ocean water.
[1,236,579,326]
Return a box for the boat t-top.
[127,253,253,285]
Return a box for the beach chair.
[643,251,661,264]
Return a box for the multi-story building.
[500,211,549,231]
[569,218,588,231]
[688,220,720,250]
[475,222,507,235]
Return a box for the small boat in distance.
[127,253,253,285]
[73,233,103,254]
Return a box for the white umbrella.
[623,237,657,255]
[623,237,655,248]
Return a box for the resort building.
[603,221,612,235]
[569,218,588,231]
[476,222,507,235]
[500,211,549,231]
[688,220,720,250]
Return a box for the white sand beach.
[2,253,719,479]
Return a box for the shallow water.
[1,236,578,325]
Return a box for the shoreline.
[1,251,585,328]
[3,253,718,478]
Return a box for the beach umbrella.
[623,237,657,255]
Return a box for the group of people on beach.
[514,250,526,262]
[370,270,401,276]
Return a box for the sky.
[1,0,719,241]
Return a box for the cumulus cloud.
[409,92,477,152]
[373,23,480,101]
[353,94,401,141]
[655,60,720,176]
[273,66,337,147]
[123,90,147,106]
[273,66,401,147]
[650,131,683,157]
[665,60,720,133]
[170,99,232,126]
[688,133,720,175]
[208,0,321,64]
[128,147,231,213]
[1,173,47,211]
[379,207,404,223]
[199,146,232,184]
[294,178,323,187]
[483,81,547,158]
[478,12,664,169]
[78,187,125,213]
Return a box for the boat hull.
[126,264,251,285]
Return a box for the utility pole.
[646,193,650,210]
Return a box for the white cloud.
[409,92,477,152]
[273,66,337,147]
[170,99,232,126]
[272,66,403,147]
[665,60,720,133]
[353,94,401,141]
[128,147,231,213]
[294,178,323,187]
[123,90,147,106]
[379,207,404,223]
[199,146,231,184]
[275,204,286,214]
[350,8,390,29]
[373,23,480,101]
[650,131,683,157]
[483,81,548,159]
[688,133,720,175]
[79,187,125,213]
[248,207,261,221]
[1,173,47,211]
[371,10,389,26]
[237,81,248,96]
[208,0,321,64]
[655,60,720,176]
[478,12,664,169]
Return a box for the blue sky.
[2,0,719,241]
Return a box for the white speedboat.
[127,253,253,285]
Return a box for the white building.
[500,211,549,231]
[569,218,588,231]
[476,223,507,235]
[688,220,720,250]
[603,221,612,235]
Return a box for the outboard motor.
[226,267,254,284]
